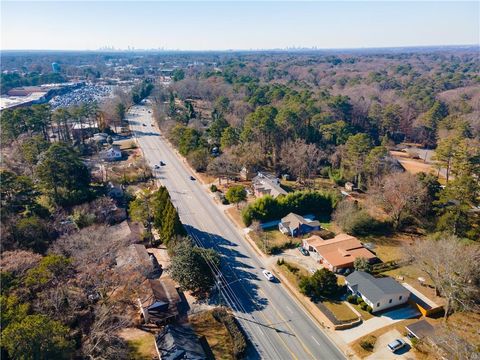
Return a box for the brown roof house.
[252,172,287,198]
[278,213,320,237]
[138,276,182,325]
[302,234,376,272]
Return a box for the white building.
[345,271,410,312]
[104,145,122,161]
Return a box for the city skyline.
[1,1,479,51]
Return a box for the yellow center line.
[258,287,316,360]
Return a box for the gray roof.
[405,320,436,339]
[156,324,207,360]
[280,213,321,230]
[346,271,409,303]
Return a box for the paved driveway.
[336,305,420,343]
[366,329,414,360]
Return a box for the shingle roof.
[280,213,321,229]
[346,271,409,303]
[156,324,207,360]
[405,320,436,339]
[304,234,376,267]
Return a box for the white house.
[104,145,122,161]
[345,271,410,312]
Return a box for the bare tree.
[405,235,480,320]
[81,304,132,360]
[279,139,324,185]
[369,172,428,230]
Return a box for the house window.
[399,296,402,300]
[389,299,392,304]
[377,302,380,307]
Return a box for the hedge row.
[212,308,247,359]
[242,190,340,226]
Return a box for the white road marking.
[311,336,320,345]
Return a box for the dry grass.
[119,328,156,360]
[189,310,234,360]
[249,229,299,254]
[445,311,480,348]
[350,303,374,320]
[225,207,245,228]
[323,300,358,322]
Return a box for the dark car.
[142,123,147,126]
[190,176,196,181]
[160,161,166,166]
[298,246,309,256]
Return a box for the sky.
[1,1,479,50]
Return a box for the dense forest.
[152,49,479,240]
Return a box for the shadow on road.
[184,225,268,314]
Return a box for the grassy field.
[190,310,234,360]
[250,229,300,254]
[119,328,156,360]
[323,300,358,322]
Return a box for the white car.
[387,339,406,353]
[262,270,275,281]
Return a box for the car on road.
[298,246,309,256]
[142,123,146,126]
[190,176,196,181]
[262,270,275,281]
[387,339,406,353]
[153,165,160,169]
[160,161,166,166]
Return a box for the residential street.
[127,102,346,360]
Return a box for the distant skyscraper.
[52,62,60,72]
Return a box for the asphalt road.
[127,103,346,360]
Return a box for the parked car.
[160,161,166,166]
[298,246,309,256]
[190,176,196,181]
[153,164,160,169]
[262,270,275,281]
[387,339,406,353]
[142,123,146,126]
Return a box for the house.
[116,244,160,279]
[240,166,255,181]
[138,277,182,325]
[252,172,287,198]
[104,145,122,161]
[155,324,208,360]
[345,182,355,192]
[345,271,410,312]
[303,234,376,272]
[278,213,320,237]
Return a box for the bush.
[356,297,364,305]
[333,200,392,236]
[210,184,218,192]
[242,190,340,226]
[276,258,285,266]
[366,305,373,313]
[360,335,376,352]
[347,295,357,304]
[360,302,369,311]
[212,308,247,359]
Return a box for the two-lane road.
[127,103,345,360]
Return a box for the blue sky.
[1,1,478,50]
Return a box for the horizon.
[1,1,479,51]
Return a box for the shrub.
[360,302,369,311]
[356,297,364,305]
[366,305,373,313]
[276,258,285,266]
[360,335,376,352]
[210,184,218,192]
[242,190,340,226]
[333,200,392,236]
[212,308,247,359]
[347,295,357,304]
